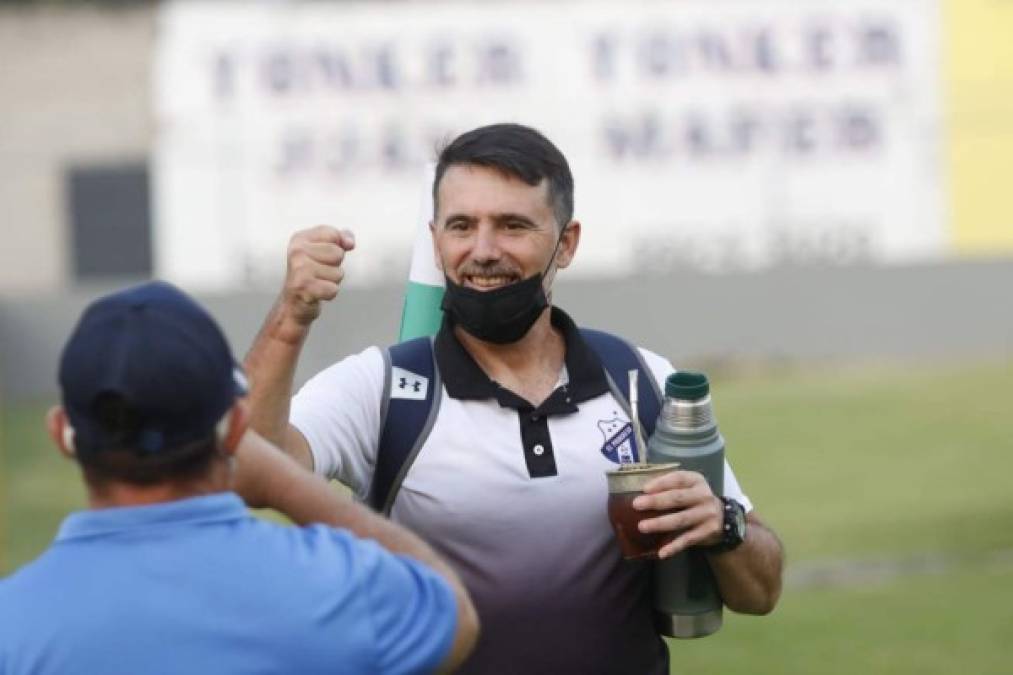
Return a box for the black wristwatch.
[704,497,747,554]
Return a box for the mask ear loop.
[541,223,570,281]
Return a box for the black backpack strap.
[371,330,658,512]
[369,337,441,515]
[580,328,663,439]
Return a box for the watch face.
[732,503,747,538]
[723,498,746,543]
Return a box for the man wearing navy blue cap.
[0,281,478,675]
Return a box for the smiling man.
[242,123,784,674]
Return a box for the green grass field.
[3,358,1012,674]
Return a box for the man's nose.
[470,223,501,263]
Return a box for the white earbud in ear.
[215,412,231,444]
[62,425,76,453]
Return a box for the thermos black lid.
[665,371,710,400]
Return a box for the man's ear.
[46,406,76,460]
[554,220,581,270]
[429,220,444,272]
[220,399,250,456]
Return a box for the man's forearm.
[243,297,309,449]
[237,430,448,570]
[233,430,479,669]
[709,513,784,615]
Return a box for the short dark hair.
[433,123,574,228]
[75,393,220,487]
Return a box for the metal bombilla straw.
[629,369,648,465]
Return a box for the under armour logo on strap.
[398,377,423,393]
[392,367,428,401]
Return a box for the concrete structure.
[0,5,155,294]
[3,259,1012,403]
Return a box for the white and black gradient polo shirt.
[292,308,752,675]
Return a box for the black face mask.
[440,227,566,344]
[441,273,548,344]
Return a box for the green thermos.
[646,371,724,638]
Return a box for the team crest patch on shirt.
[598,416,640,464]
[391,366,428,401]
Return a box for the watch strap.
[703,497,747,554]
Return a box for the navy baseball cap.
[58,281,248,455]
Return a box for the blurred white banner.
[154,0,943,289]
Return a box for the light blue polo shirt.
[0,493,457,675]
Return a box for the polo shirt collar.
[435,306,609,405]
[55,492,247,542]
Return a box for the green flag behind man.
[398,163,445,342]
